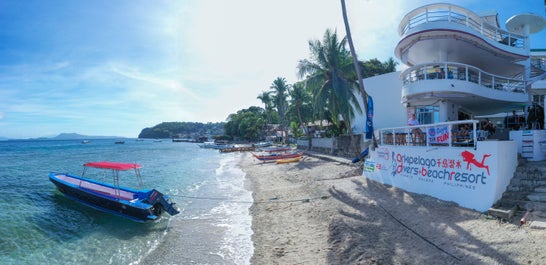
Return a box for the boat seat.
[78,181,136,200]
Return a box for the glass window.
[416,106,439,124]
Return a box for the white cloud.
[10,0,543,138]
[0,1,413,137]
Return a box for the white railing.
[378,120,484,148]
[399,4,526,50]
[401,62,526,93]
[531,56,546,71]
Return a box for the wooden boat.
[198,141,234,149]
[219,145,255,153]
[275,156,302,164]
[253,141,272,148]
[49,161,180,222]
[259,145,293,153]
[251,151,303,161]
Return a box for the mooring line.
[170,194,330,204]
[377,203,461,261]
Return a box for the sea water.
[0,139,253,265]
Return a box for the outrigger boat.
[49,161,180,223]
[259,145,293,153]
[219,145,255,153]
[275,156,302,164]
[198,141,234,149]
[251,151,304,162]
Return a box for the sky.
[1,0,545,139]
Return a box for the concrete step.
[506,185,534,192]
[528,193,546,202]
[535,186,546,192]
[499,191,531,200]
[525,201,546,212]
[508,179,546,187]
[494,161,546,213]
[532,210,546,218]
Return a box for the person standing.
[408,113,419,126]
[408,113,423,145]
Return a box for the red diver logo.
[461,150,491,175]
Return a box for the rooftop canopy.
[83,161,142,171]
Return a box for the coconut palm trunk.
[340,0,367,111]
[341,0,375,153]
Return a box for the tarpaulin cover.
[83,161,141,171]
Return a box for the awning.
[84,161,142,171]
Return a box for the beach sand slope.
[243,153,546,265]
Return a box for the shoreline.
[140,153,253,265]
[241,152,546,264]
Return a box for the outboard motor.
[146,189,180,216]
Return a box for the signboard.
[363,144,508,211]
[427,125,450,144]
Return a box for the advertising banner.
[363,145,501,211]
[427,125,450,144]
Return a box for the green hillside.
[138,122,225,139]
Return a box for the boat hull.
[49,173,161,222]
[275,156,302,164]
[252,152,303,161]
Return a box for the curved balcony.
[402,62,525,92]
[396,3,528,68]
[399,3,526,49]
[401,62,528,115]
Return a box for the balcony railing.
[399,4,526,50]
[378,120,483,148]
[531,56,546,71]
[401,62,526,93]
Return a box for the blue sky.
[1,0,545,139]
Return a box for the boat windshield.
[83,161,142,171]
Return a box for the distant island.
[0,122,226,141]
[138,122,225,139]
[0,133,126,141]
[48,133,124,140]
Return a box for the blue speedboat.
[49,161,179,222]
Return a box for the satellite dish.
[506,13,546,34]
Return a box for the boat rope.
[170,194,330,204]
[376,203,461,261]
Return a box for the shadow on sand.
[326,177,518,264]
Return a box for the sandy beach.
[243,152,546,265]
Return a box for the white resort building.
[357,3,546,212]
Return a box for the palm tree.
[383,57,398,72]
[297,28,362,135]
[340,0,367,115]
[288,81,311,136]
[257,91,274,125]
[270,77,289,143]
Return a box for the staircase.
[493,160,546,213]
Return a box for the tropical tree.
[362,58,398,77]
[340,0,367,114]
[383,57,398,73]
[224,106,266,141]
[269,77,290,143]
[297,28,362,135]
[288,81,312,136]
[341,0,397,147]
[257,91,274,125]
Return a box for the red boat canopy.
[84,161,142,171]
